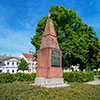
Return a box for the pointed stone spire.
[48,12,51,18]
[40,13,59,49]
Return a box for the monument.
[35,13,67,87]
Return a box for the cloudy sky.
[0,0,100,56]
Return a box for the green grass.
[0,82,100,100]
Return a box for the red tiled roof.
[22,53,36,60]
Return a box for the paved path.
[85,80,100,85]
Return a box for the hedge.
[0,73,36,83]
[0,71,94,83]
[63,71,94,82]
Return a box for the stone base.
[35,77,64,86]
[29,83,70,88]
[44,84,70,88]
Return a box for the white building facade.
[0,57,20,73]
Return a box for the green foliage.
[63,71,94,82]
[0,73,14,83]
[18,58,29,72]
[93,71,100,75]
[0,82,100,100]
[0,73,36,83]
[31,5,100,70]
[0,72,94,83]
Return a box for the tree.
[86,37,100,71]
[96,52,100,70]
[31,6,100,71]
[18,58,29,72]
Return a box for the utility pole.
[29,47,34,73]
[29,47,33,54]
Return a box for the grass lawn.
[0,81,100,100]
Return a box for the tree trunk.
[96,69,98,76]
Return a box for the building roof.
[22,53,36,61]
[0,56,20,62]
[0,56,20,67]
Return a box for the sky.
[0,0,100,56]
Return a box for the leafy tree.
[96,52,100,70]
[18,58,29,72]
[31,6,100,71]
[86,37,100,71]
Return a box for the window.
[12,70,14,73]
[0,70,2,73]
[7,70,9,73]
[12,62,14,65]
[35,63,37,66]
[28,63,31,66]
[28,69,31,72]
[7,62,9,65]
[17,63,19,65]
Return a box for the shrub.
[0,71,94,83]
[0,73,14,83]
[0,73,36,83]
[63,71,94,82]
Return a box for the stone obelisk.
[35,13,65,87]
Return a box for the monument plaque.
[51,50,60,67]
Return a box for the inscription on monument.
[51,50,60,67]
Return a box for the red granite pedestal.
[35,48,64,86]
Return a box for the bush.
[0,73,36,83]
[0,73,14,83]
[63,71,94,82]
[0,71,94,83]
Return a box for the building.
[0,55,20,73]
[63,64,80,72]
[19,53,37,73]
